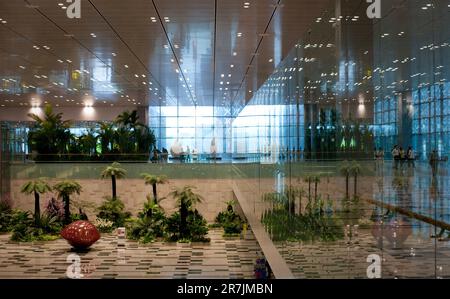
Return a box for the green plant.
[96,196,131,227]
[167,211,209,242]
[141,174,168,204]
[53,180,82,224]
[27,104,72,161]
[167,186,209,242]
[0,196,14,233]
[10,211,60,242]
[261,206,344,242]
[127,199,167,243]
[20,179,52,225]
[94,218,115,233]
[101,162,127,199]
[215,201,245,236]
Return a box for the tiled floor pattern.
[0,229,262,279]
[276,220,450,279]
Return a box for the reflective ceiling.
[0,0,329,109]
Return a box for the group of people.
[391,145,415,169]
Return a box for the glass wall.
[231,0,450,279]
[150,106,232,155]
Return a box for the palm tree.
[53,180,82,224]
[27,104,72,160]
[141,174,168,204]
[312,175,321,200]
[350,161,362,199]
[20,179,52,225]
[101,162,127,199]
[304,175,314,201]
[340,161,351,199]
[97,122,115,157]
[116,110,143,128]
[170,186,203,238]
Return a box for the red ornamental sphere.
[61,221,100,249]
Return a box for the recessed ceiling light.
[269,58,273,62]
[230,64,234,68]
[112,52,117,56]
[124,64,129,68]
[233,52,237,56]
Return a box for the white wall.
[0,106,140,122]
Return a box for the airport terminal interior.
[0,0,449,279]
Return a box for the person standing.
[429,150,439,176]
[399,147,406,169]
[392,145,400,169]
[407,146,415,169]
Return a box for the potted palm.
[141,174,168,204]
[53,180,82,224]
[20,179,52,225]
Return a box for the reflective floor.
[0,228,261,279]
[263,161,450,279]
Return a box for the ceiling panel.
[0,0,331,110]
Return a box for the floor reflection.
[264,161,450,278]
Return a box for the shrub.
[127,198,167,243]
[96,196,131,227]
[215,201,245,236]
[0,199,13,233]
[10,211,60,242]
[167,210,209,242]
